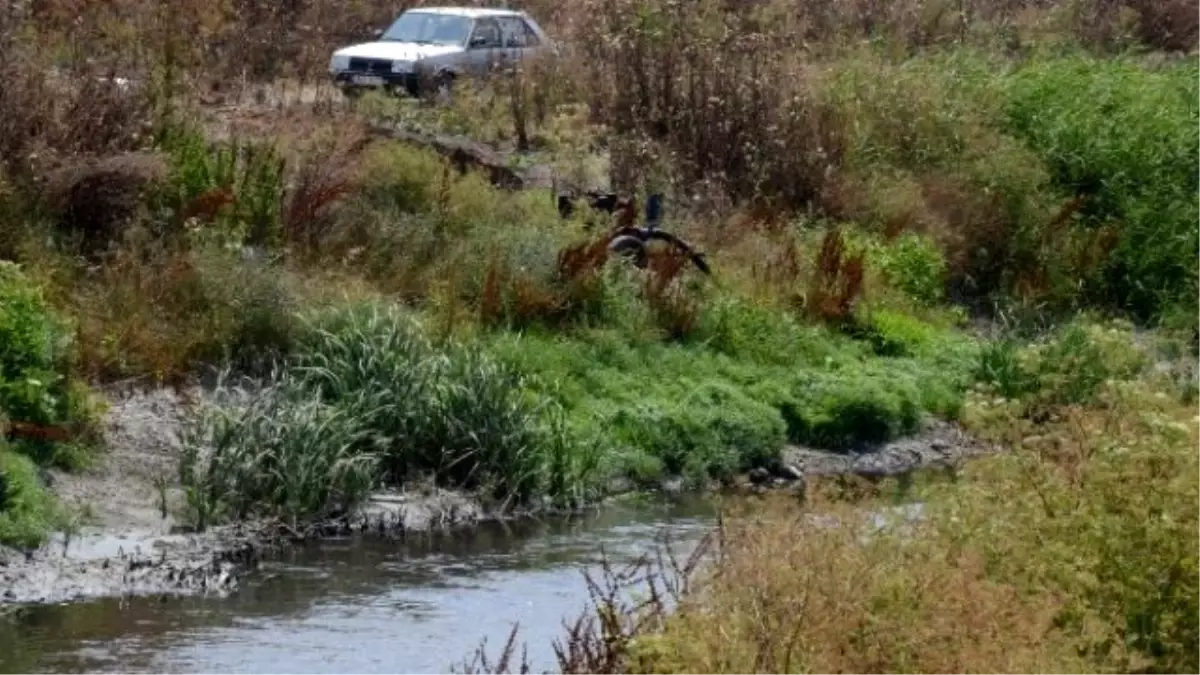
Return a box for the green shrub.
[1001,55,1200,321]
[977,318,1149,410]
[850,309,944,358]
[0,261,95,468]
[0,444,61,548]
[157,125,285,247]
[869,233,948,306]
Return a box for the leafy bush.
[0,262,95,468]
[868,233,948,306]
[977,318,1149,411]
[1001,55,1200,321]
[956,377,1199,673]
[157,125,284,247]
[0,444,61,548]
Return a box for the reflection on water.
[0,496,717,674]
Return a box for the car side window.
[498,17,540,48]
[520,19,541,46]
[469,18,502,49]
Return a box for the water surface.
[0,496,716,674]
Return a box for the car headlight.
[391,60,414,74]
[329,54,350,73]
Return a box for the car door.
[497,16,539,64]
[465,17,506,76]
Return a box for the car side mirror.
[469,36,489,48]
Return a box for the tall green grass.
[179,303,603,528]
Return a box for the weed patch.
[179,304,603,526]
[0,444,64,549]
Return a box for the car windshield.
[381,12,472,45]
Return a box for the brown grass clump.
[67,244,298,383]
[805,228,865,324]
[478,234,611,329]
[620,497,1085,674]
[281,128,372,253]
[642,245,701,340]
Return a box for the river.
[0,496,717,674]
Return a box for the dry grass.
[806,228,867,324]
[459,366,1198,674]
[627,499,1087,674]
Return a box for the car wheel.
[433,71,455,104]
[608,235,648,269]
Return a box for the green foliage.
[868,233,948,306]
[156,124,285,247]
[179,303,602,528]
[849,309,944,358]
[1001,55,1200,321]
[600,379,787,485]
[753,367,926,450]
[977,318,1149,410]
[488,298,977,476]
[0,262,95,468]
[0,444,61,548]
[956,376,1198,673]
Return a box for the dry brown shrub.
[282,128,372,253]
[641,244,702,340]
[0,47,156,187]
[806,228,865,323]
[40,152,169,253]
[1129,0,1198,51]
[178,186,238,226]
[623,495,1085,674]
[478,234,611,328]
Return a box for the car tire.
[608,235,648,269]
[432,70,455,104]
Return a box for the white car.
[328,7,554,98]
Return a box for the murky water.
[0,496,717,674]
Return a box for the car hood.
[333,41,462,61]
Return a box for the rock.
[774,464,805,481]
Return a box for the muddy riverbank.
[0,384,999,609]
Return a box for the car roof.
[403,6,527,19]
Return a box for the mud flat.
[0,387,486,608]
